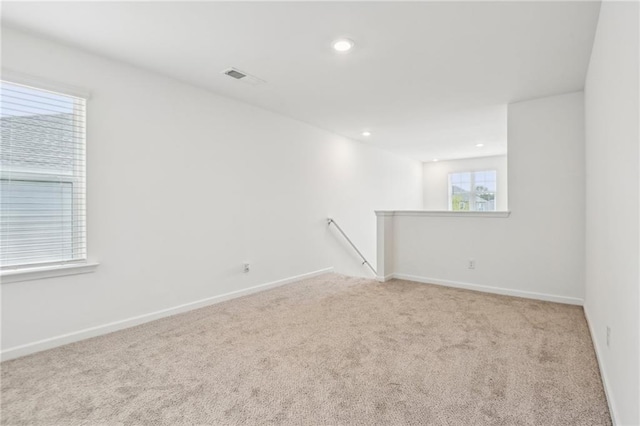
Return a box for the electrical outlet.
[468,258,476,269]
[243,262,250,273]
[606,326,611,348]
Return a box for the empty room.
[0,1,638,425]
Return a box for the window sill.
[1,262,99,284]
[375,210,511,218]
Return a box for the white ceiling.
[1,1,600,162]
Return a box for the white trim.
[375,210,510,218]
[375,211,396,217]
[583,305,618,426]
[391,273,583,305]
[1,68,91,99]
[1,262,99,284]
[0,267,334,361]
[376,274,394,282]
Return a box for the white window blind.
[0,80,87,270]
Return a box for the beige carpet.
[1,274,610,425]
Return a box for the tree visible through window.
[449,171,497,211]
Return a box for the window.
[449,170,497,211]
[1,80,86,270]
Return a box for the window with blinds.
[0,80,87,270]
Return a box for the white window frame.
[447,169,498,212]
[0,71,97,283]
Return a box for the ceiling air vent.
[221,68,265,86]
[225,69,246,79]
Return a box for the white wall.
[385,92,585,304]
[423,155,508,211]
[0,28,423,356]
[584,1,639,424]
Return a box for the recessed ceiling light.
[476,143,484,147]
[362,131,371,137]
[433,159,439,162]
[333,39,354,52]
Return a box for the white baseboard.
[583,305,617,426]
[391,273,584,306]
[376,274,394,282]
[1,267,334,362]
